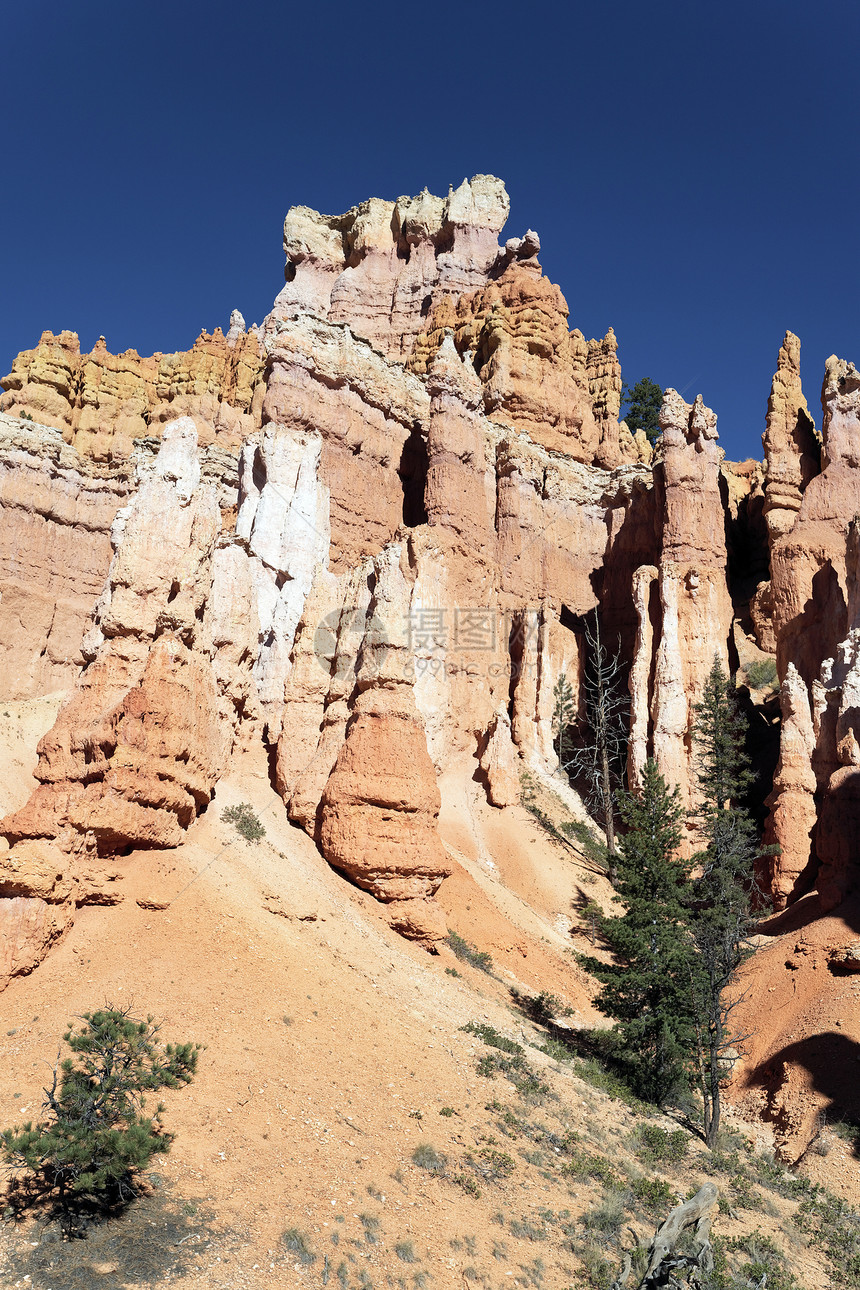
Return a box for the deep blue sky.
[2,0,858,461]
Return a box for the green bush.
[1,1006,199,1225]
[579,1189,627,1240]
[560,1148,618,1186]
[462,1022,523,1055]
[447,931,493,973]
[221,801,266,844]
[746,658,778,690]
[630,1175,674,1215]
[632,1123,689,1167]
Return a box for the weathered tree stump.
[612,1181,718,1289]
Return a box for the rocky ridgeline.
[0,175,855,992]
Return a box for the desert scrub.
[411,1143,447,1174]
[282,1228,316,1265]
[359,1212,380,1243]
[632,1123,689,1167]
[462,1022,523,1055]
[465,1022,549,1099]
[221,801,266,844]
[394,1239,418,1262]
[796,1191,860,1287]
[474,1147,516,1180]
[560,1146,618,1186]
[574,1241,615,1290]
[578,1189,627,1242]
[721,1231,803,1290]
[447,930,493,972]
[629,1174,674,1215]
[573,1054,643,1107]
[508,1215,547,1242]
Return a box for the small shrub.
[439,1106,457,1117]
[540,1037,574,1062]
[724,1231,802,1290]
[445,966,462,978]
[395,1239,418,1263]
[728,1171,763,1211]
[221,801,266,844]
[448,931,493,973]
[558,819,610,871]
[476,1147,516,1180]
[411,1143,447,1174]
[20,410,34,421]
[462,1022,523,1055]
[453,1171,482,1197]
[632,1123,689,1167]
[629,1175,674,1215]
[580,1189,627,1241]
[509,1215,547,1242]
[283,1227,316,1265]
[746,658,778,690]
[560,1148,618,1186]
[575,1241,614,1290]
[573,1055,641,1107]
[360,1212,380,1243]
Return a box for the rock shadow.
[743,1031,860,1158]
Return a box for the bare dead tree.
[561,612,628,885]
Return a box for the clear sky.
[2,0,858,462]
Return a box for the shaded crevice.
[398,424,428,527]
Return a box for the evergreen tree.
[687,657,760,1148]
[1,1006,200,1227]
[580,759,695,1106]
[622,377,664,445]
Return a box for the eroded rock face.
[626,391,733,815]
[2,421,227,850]
[0,175,745,974]
[761,332,820,541]
[764,356,860,906]
[316,547,452,938]
[0,413,135,697]
[262,314,430,570]
[408,257,601,461]
[1,325,265,459]
[272,176,510,362]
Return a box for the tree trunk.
[601,736,618,884]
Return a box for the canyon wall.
[1,174,857,993]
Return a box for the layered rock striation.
[1,319,265,459]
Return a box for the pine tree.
[687,657,760,1148]
[622,377,664,446]
[580,759,695,1106]
[1,1006,200,1228]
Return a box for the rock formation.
[4,171,860,994]
[1,324,265,459]
[272,176,510,361]
[627,390,733,815]
[763,353,860,907]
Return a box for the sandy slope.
[0,726,850,1289]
